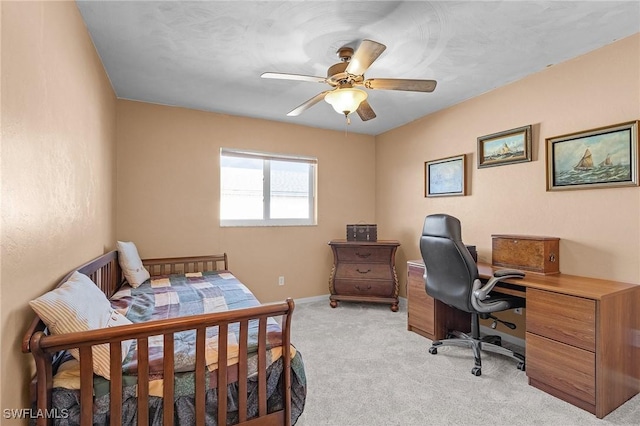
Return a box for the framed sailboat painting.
[546,121,639,191]
[477,125,532,168]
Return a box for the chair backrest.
[419,214,479,313]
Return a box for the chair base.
[428,330,525,376]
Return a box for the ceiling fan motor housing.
[327,62,363,86]
[327,62,349,85]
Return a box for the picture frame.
[546,120,639,191]
[425,154,466,197]
[477,125,532,168]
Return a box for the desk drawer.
[526,288,596,351]
[407,264,435,336]
[527,332,596,405]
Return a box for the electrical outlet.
[278,276,285,286]
[514,307,523,315]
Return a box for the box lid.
[491,234,560,241]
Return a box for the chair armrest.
[473,269,525,301]
[493,268,526,279]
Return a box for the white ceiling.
[76,1,640,136]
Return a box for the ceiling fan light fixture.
[324,88,367,116]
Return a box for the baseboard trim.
[293,294,330,304]
[480,325,525,348]
[293,294,408,308]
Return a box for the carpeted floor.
[290,298,640,426]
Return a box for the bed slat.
[238,320,249,422]
[195,327,206,425]
[137,338,149,426]
[258,317,267,416]
[79,347,94,426]
[283,310,293,426]
[163,334,175,425]
[109,342,123,426]
[218,322,229,425]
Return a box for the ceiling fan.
[261,39,437,122]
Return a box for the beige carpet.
[290,298,640,426]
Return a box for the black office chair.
[420,214,526,376]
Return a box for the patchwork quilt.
[109,271,292,378]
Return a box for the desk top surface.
[408,259,640,300]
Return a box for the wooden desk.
[407,260,640,419]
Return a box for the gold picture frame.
[477,125,532,168]
[546,121,639,191]
[425,154,466,197]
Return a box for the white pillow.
[29,271,133,380]
[117,240,150,288]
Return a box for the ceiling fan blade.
[364,78,437,92]
[261,72,327,84]
[356,100,376,121]
[287,91,331,116]
[345,39,387,76]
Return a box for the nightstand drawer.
[335,263,391,280]
[334,246,392,263]
[527,288,596,351]
[527,332,596,405]
[334,279,394,297]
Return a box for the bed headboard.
[22,250,230,354]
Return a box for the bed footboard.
[29,299,295,426]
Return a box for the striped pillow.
[29,271,132,380]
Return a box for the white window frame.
[220,148,317,227]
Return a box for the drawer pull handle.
[355,284,372,291]
[549,253,556,262]
[356,268,371,274]
[355,252,371,258]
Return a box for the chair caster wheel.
[517,362,526,371]
[428,347,438,355]
[471,367,482,376]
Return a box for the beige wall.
[377,33,640,293]
[116,100,376,303]
[1,1,117,417]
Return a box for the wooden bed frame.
[22,251,295,426]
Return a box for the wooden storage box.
[346,224,377,242]
[492,234,560,274]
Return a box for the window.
[220,148,317,226]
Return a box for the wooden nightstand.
[328,240,400,311]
